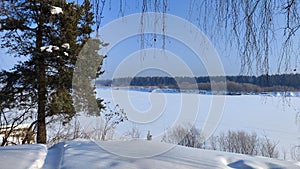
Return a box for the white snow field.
[0,87,300,169]
[90,88,300,154]
[0,139,299,169]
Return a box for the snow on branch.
[40,45,59,53]
[51,6,63,15]
[61,43,70,49]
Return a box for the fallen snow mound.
[1,140,299,169]
[0,144,47,169]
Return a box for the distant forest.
[96,74,300,92]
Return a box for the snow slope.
[0,144,47,169]
[2,140,299,169]
[48,140,300,169]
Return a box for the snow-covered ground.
[0,144,47,169]
[0,87,299,169]
[90,87,300,157]
[1,140,299,169]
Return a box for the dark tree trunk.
[36,59,46,144]
[36,5,46,144]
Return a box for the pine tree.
[0,0,105,143]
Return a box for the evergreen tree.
[0,0,105,143]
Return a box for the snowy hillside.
[0,140,299,169]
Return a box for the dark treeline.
[96,74,300,92]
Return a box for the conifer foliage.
[0,0,105,143]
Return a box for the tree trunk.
[36,60,46,144]
[36,4,46,144]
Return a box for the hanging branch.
[153,0,158,48]
[118,0,124,17]
[94,0,106,37]
[279,0,300,73]
[162,0,167,50]
[140,0,147,50]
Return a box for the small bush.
[162,126,279,158]
[162,125,205,149]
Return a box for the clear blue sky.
[84,0,299,78]
[94,0,241,79]
[0,1,298,79]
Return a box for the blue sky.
[0,1,299,79]
[95,1,241,79]
[85,0,300,78]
